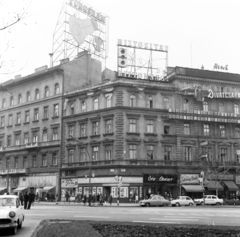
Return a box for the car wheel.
[216,202,221,205]
[18,220,22,229]
[176,202,180,207]
[146,203,150,207]
[201,202,203,205]
[11,226,18,235]
[189,202,193,206]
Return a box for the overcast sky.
[1,0,240,83]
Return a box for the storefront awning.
[13,187,28,192]
[205,181,224,191]
[43,186,55,191]
[182,185,204,192]
[0,187,7,192]
[223,181,239,191]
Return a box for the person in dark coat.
[104,194,108,206]
[83,194,86,205]
[99,193,103,206]
[65,191,70,203]
[28,190,35,209]
[19,192,24,206]
[108,193,113,206]
[88,193,92,206]
[24,192,29,209]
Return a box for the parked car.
[139,195,171,207]
[171,196,194,206]
[194,195,223,205]
[0,195,24,235]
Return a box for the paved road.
[1,203,240,236]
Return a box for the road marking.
[133,221,180,224]
[150,218,198,221]
[74,216,109,218]
[26,214,46,216]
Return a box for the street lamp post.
[6,159,9,194]
[70,136,93,206]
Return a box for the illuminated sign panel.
[208,90,240,99]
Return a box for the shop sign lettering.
[144,174,177,184]
[180,174,199,184]
[61,178,78,187]
[28,180,53,188]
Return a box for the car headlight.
[9,211,16,218]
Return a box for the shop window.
[147,120,154,133]
[147,145,154,160]
[203,101,208,112]
[130,187,138,201]
[129,144,137,159]
[203,124,210,136]
[164,146,172,161]
[184,146,192,161]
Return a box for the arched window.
[35,89,40,100]
[147,96,153,108]
[234,104,239,114]
[2,99,6,109]
[130,95,136,107]
[26,92,30,102]
[10,96,14,106]
[45,86,49,97]
[219,103,224,113]
[183,99,189,111]
[203,101,208,112]
[93,98,98,110]
[163,97,169,110]
[18,94,22,104]
[55,83,60,95]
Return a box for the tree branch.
[0,17,21,31]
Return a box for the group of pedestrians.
[65,191,113,206]
[19,190,35,209]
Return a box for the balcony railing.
[168,109,240,124]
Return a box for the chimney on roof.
[14,75,21,79]
[35,65,48,73]
[49,53,53,68]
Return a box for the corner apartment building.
[0,52,101,199]
[61,67,240,202]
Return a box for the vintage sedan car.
[171,196,194,206]
[194,195,223,205]
[139,195,171,207]
[0,195,24,235]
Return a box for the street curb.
[28,220,45,237]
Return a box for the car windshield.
[0,198,15,207]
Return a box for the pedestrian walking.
[104,194,108,206]
[46,192,50,202]
[28,190,35,209]
[99,193,103,206]
[65,191,70,203]
[108,193,113,206]
[83,194,86,205]
[19,192,24,206]
[88,193,92,206]
[24,192,29,210]
[36,192,39,202]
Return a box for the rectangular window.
[92,146,99,160]
[42,130,48,142]
[129,144,137,159]
[54,104,59,117]
[24,133,29,144]
[235,126,240,138]
[184,146,192,161]
[23,156,28,168]
[42,154,47,167]
[129,119,137,133]
[203,124,210,136]
[105,145,112,160]
[70,103,74,115]
[147,145,154,160]
[92,121,99,135]
[52,128,58,140]
[16,113,21,124]
[69,125,74,137]
[184,123,190,135]
[34,109,39,121]
[219,148,227,162]
[32,131,38,143]
[203,102,208,112]
[147,120,154,133]
[8,115,13,126]
[202,147,213,161]
[43,106,49,119]
[15,134,20,146]
[7,135,11,147]
[0,116,4,128]
[80,124,86,137]
[68,149,74,163]
[164,123,170,135]
[106,95,112,108]
[81,101,86,112]
[220,125,225,137]
[52,153,58,166]
[105,120,112,134]
[25,111,30,123]
[33,155,37,167]
[80,148,86,161]
[14,157,18,169]
[164,146,172,161]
